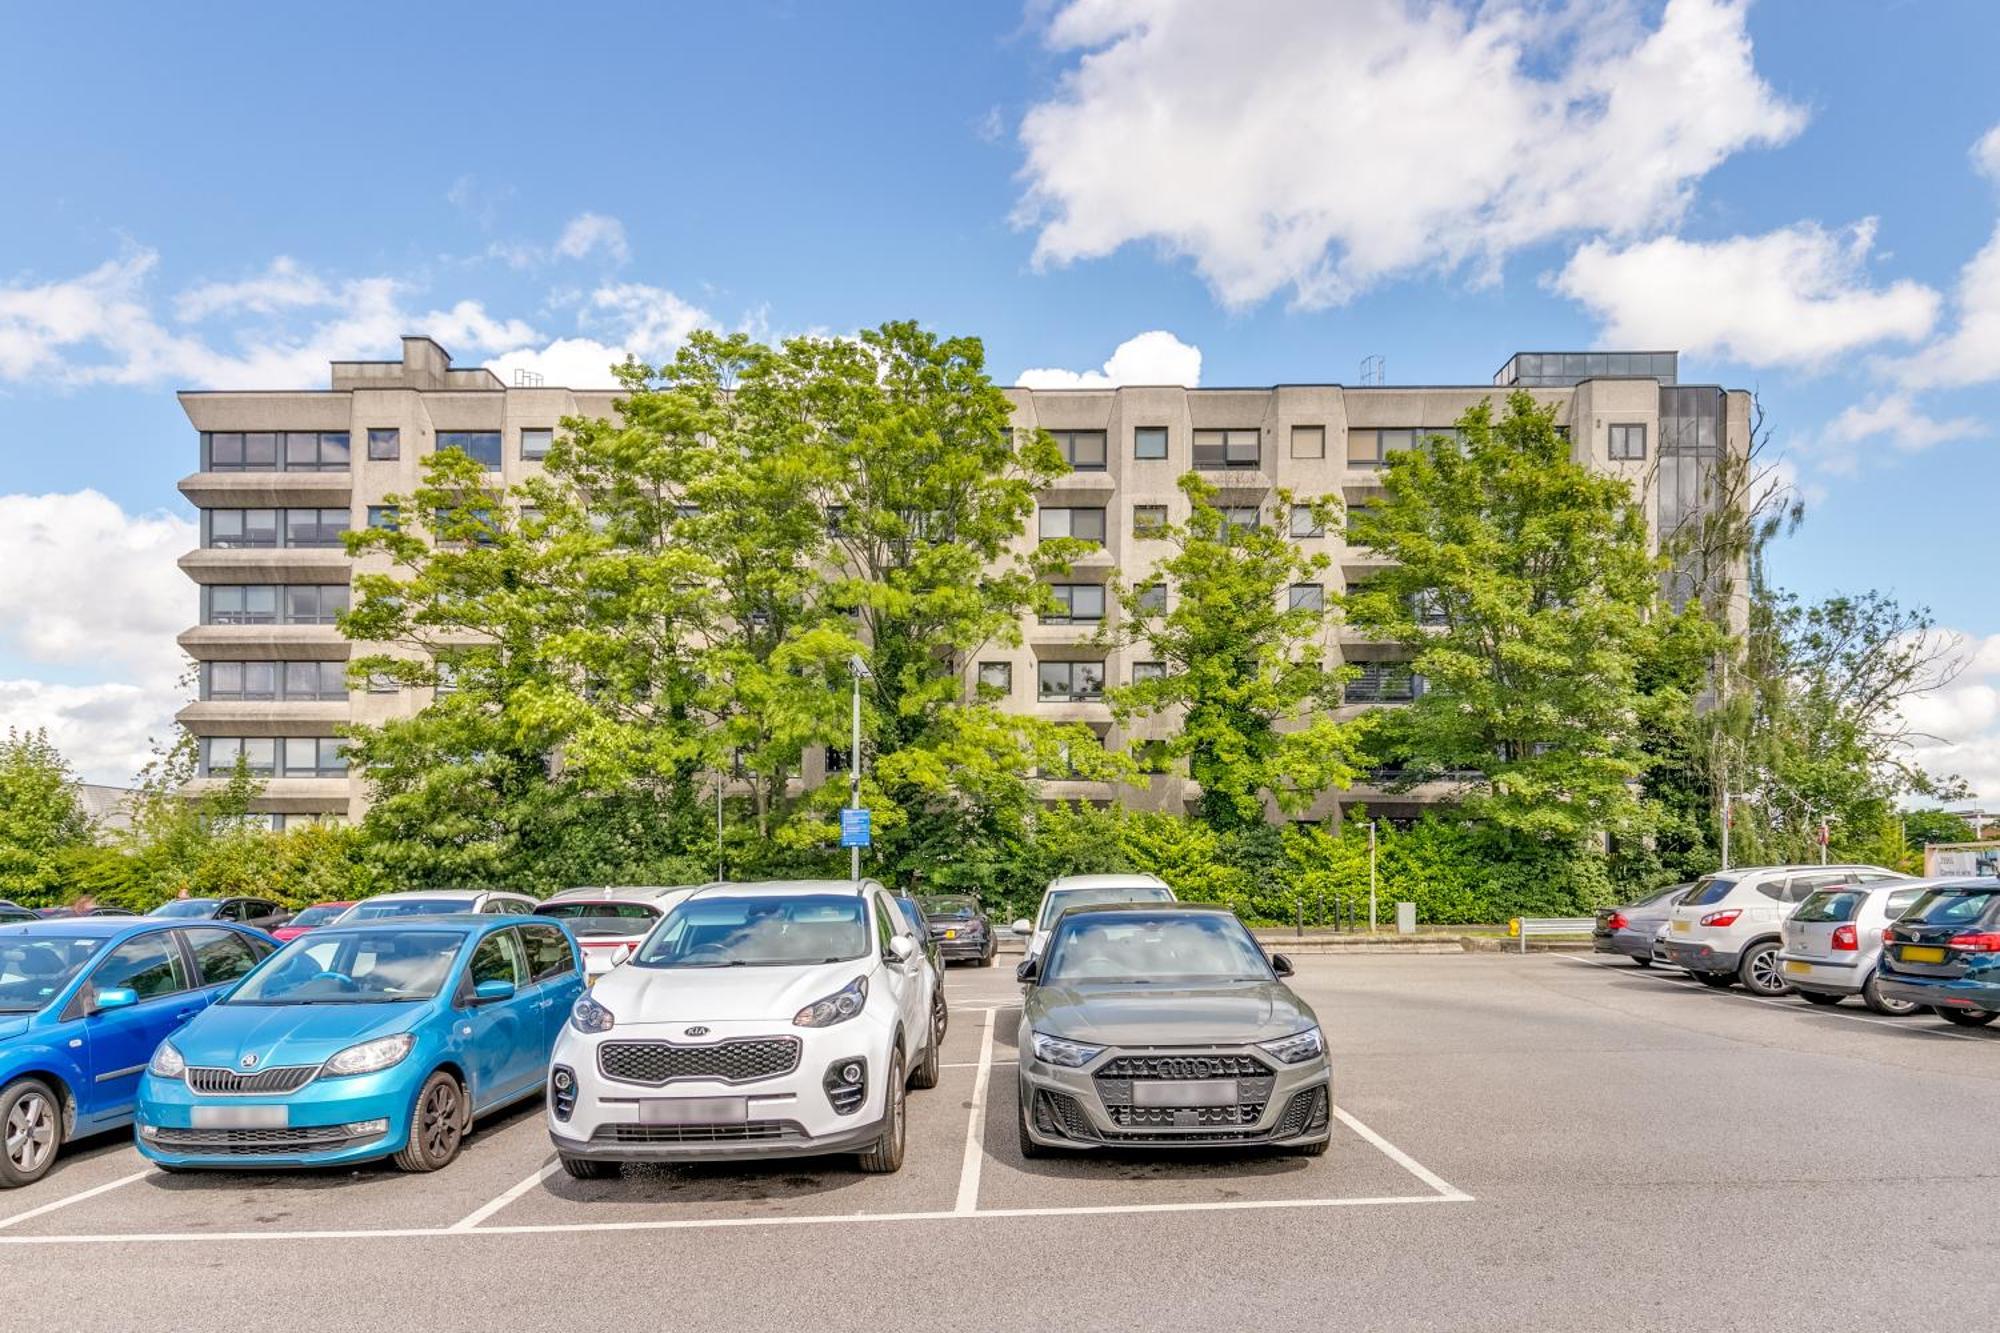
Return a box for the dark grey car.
[1593,882,1693,966]
[1015,902,1332,1156]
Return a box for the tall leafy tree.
[0,728,95,898]
[1346,392,1660,842]
[1107,474,1363,831]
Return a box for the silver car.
[1779,878,1937,1014]
[1015,902,1332,1156]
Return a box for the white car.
[1661,865,1908,995]
[547,879,940,1177]
[534,884,702,981]
[335,889,539,921]
[1013,873,1177,962]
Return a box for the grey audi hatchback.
[1015,902,1332,1157]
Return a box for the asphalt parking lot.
[6,953,1999,1331]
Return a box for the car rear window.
[1680,877,1737,907]
[1900,889,2000,928]
[1792,890,1865,923]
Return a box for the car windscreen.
[0,936,105,1013]
[346,898,469,921]
[286,904,348,928]
[533,902,662,937]
[920,896,978,919]
[1679,877,1737,908]
[148,900,218,918]
[1792,889,1867,923]
[228,930,464,1004]
[1898,888,2000,929]
[1631,883,1692,910]
[1039,885,1174,931]
[1042,911,1271,984]
[635,895,869,968]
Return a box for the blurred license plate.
[1671,920,1691,933]
[1783,960,1811,974]
[636,1097,747,1126]
[944,930,957,939]
[1132,1080,1237,1108]
[192,1104,287,1129]
[1901,946,1947,964]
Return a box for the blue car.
[0,918,278,1187]
[135,915,582,1173]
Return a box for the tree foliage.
[0,728,96,902]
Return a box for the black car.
[147,896,292,932]
[918,894,998,967]
[1875,877,2000,1026]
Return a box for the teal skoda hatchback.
[135,915,580,1172]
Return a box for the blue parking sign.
[839,808,872,848]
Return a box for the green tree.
[0,728,96,903]
[1107,473,1364,831]
[1346,393,1661,842]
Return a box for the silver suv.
[1662,865,1909,996]
[1779,879,1938,1014]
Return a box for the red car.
[269,900,357,943]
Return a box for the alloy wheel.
[5,1092,54,1174]
[1745,947,1789,996]
[421,1080,462,1159]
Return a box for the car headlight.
[793,977,868,1028]
[148,1041,186,1079]
[570,994,616,1034]
[323,1032,415,1077]
[1029,1031,1103,1067]
[1258,1027,1325,1064]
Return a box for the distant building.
[76,784,137,836]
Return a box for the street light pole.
[849,655,870,885]
[1368,819,1378,936]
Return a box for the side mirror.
[1270,954,1295,978]
[887,935,916,962]
[473,979,516,1003]
[1011,919,1033,936]
[1015,957,1040,984]
[92,986,138,1013]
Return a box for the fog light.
[343,1118,390,1137]
[551,1065,578,1122]
[822,1057,867,1116]
[554,1068,574,1091]
[841,1062,862,1084]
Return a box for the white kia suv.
[547,880,940,1177]
[1662,865,1908,995]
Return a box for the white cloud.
[0,491,196,785]
[1016,0,1805,308]
[483,283,717,388]
[1554,221,1941,369]
[1902,633,2000,803]
[1879,221,2000,390]
[1015,330,1202,388]
[1811,394,1980,473]
[553,213,630,265]
[175,257,333,320]
[1975,122,2000,185]
[485,338,640,390]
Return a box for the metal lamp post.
[849,654,871,884]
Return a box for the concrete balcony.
[178,625,349,660]
[180,546,353,585]
[1027,621,1109,649]
[178,471,353,509]
[181,776,350,814]
[177,701,352,735]
[1036,472,1117,501]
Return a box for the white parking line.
[1551,954,1995,1042]
[0,1169,148,1232]
[1331,1108,1469,1200]
[448,1159,558,1232]
[952,1009,996,1214]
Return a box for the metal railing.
[1515,916,1595,952]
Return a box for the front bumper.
[932,933,992,961]
[551,1013,896,1163]
[1018,1047,1332,1151]
[1662,938,1741,973]
[134,1067,413,1168]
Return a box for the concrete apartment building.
[176,337,1748,830]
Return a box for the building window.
[1220,506,1260,538]
[977,661,1013,695]
[1134,426,1169,460]
[1608,423,1647,461]
[1133,582,1167,614]
[285,508,351,547]
[1345,501,1374,534]
[1411,589,1448,626]
[437,431,503,470]
[206,508,278,548]
[284,661,347,700]
[1039,507,1107,544]
[205,585,278,625]
[825,505,847,536]
[284,584,350,625]
[1132,661,1168,683]
[1347,429,1382,468]
[367,428,401,461]
[1289,503,1325,538]
[203,661,345,701]
[1043,584,1106,625]
[521,428,553,460]
[1050,430,1107,472]
[1132,504,1168,536]
[367,505,399,531]
[1037,660,1105,702]
[201,737,277,778]
[1290,425,1326,460]
[204,431,348,472]
[1346,663,1422,703]
[285,432,350,471]
[1192,428,1260,470]
[366,670,400,694]
[1288,583,1325,612]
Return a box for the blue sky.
[3,0,1999,790]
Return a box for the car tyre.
[393,1070,468,1173]
[1017,1094,1050,1160]
[1694,971,1735,989]
[1797,989,1842,1006]
[909,1022,941,1091]
[1630,956,1652,968]
[0,1078,61,1189]
[1935,1007,2000,1028]
[857,1053,906,1174]
[932,989,949,1047]
[1293,1135,1331,1157]
[558,1153,619,1181]
[1860,971,1920,1016]
[1737,942,1791,996]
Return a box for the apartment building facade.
[175,337,1749,829]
